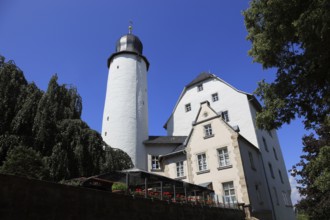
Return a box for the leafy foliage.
[290,119,330,219]
[244,0,330,130]
[0,146,49,180]
[0,55,133,181]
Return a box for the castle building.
[102,29,295,220]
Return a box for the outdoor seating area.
[81,168,237,208]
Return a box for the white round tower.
[102,28,149,170]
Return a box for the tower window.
[104,132,107,136]
[117,65,119,69]
[221,111,230,122]
[248,151,256,170]
[197,84,203,92]
[107,116,109,121]
[255,185,262,203]
[273,147,278,160]
[279,170,284,184]
[268,162,275,179]
[273,187,279,205]
[212,93,219,102]
[185,103,191,112]
[263,137,269,152]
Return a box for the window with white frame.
[176,161,185,177]
[185,103,191,112]
[218,147,230,167]
[197,84,203,92]
[262,137,269,152]
[223,182,237,204]
[212,93,219,102]
[248,151,256,170]
[221,111,230,122]
[197,153,208,171]
[151,156,160,170]
[204,124,213,137]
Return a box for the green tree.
[244,0,330,130]
[102,146,133,173]
[291,119,330,219]
[0,55,133,182]
[0,145,49,180]
[32,75,82,155]
[0,135,21,166]
[0,56,29,134]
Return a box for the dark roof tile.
[144,136,187,144]
[185,72,215,88]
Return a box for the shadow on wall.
[0,174,245,220]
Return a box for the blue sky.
[1,0,306,203]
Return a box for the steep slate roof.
[185,72,216,88]
[144,136,187,145]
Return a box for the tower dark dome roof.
[116,34,143,54]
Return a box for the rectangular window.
[248,151,256,170]
[212,93,219,102]
[185,103,191,112]
[204,124,213,137]
[221,111,230,122]
[273,147,278,160]
[273,187,279,205]
[269,162,275,179]
[176,161,184,177]
[279,170,284,184]
[197,153,208,171]
[197,84,203,91]
[262,137,269,152]
[151,156,160,170]
[223,182,237,204]
[255,185,262,203]
[218,147,230,167]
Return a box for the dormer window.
[197,84,203,92]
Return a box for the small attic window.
[185,103,191,112]
[197,84,203,92]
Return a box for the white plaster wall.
[102,54,148,170]
[168,79,258,147]
[145,144,177,173]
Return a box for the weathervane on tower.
[128,21,133,34]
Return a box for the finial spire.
[128,21,133,34]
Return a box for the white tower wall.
[102,53,148,170]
